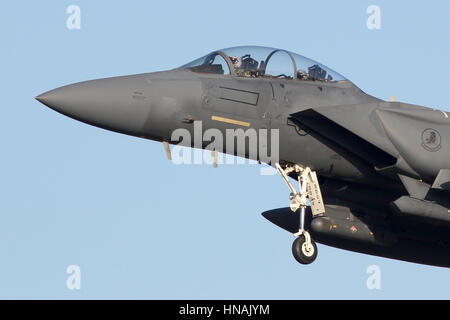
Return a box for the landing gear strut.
[276,163,325,265]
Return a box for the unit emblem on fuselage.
[421,128,442,152]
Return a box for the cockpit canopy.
[180,46,347,83]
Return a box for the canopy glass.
[180,46,347,82]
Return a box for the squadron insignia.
[421,128,442,152]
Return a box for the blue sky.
[1,0,449,299]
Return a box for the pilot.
[297,69,308,80]
[229,56,242,69]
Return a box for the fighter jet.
[36,46,450,267]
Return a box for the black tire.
[292,235,318,265]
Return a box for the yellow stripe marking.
[211,116,251,127]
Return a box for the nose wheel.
[292,232,318,265]
[275,163,324,265]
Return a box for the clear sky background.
[1,0,449,299]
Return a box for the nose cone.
[36,75,151,136]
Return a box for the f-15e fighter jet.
[36,46,450,267]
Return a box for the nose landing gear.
[275,163,324,265]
